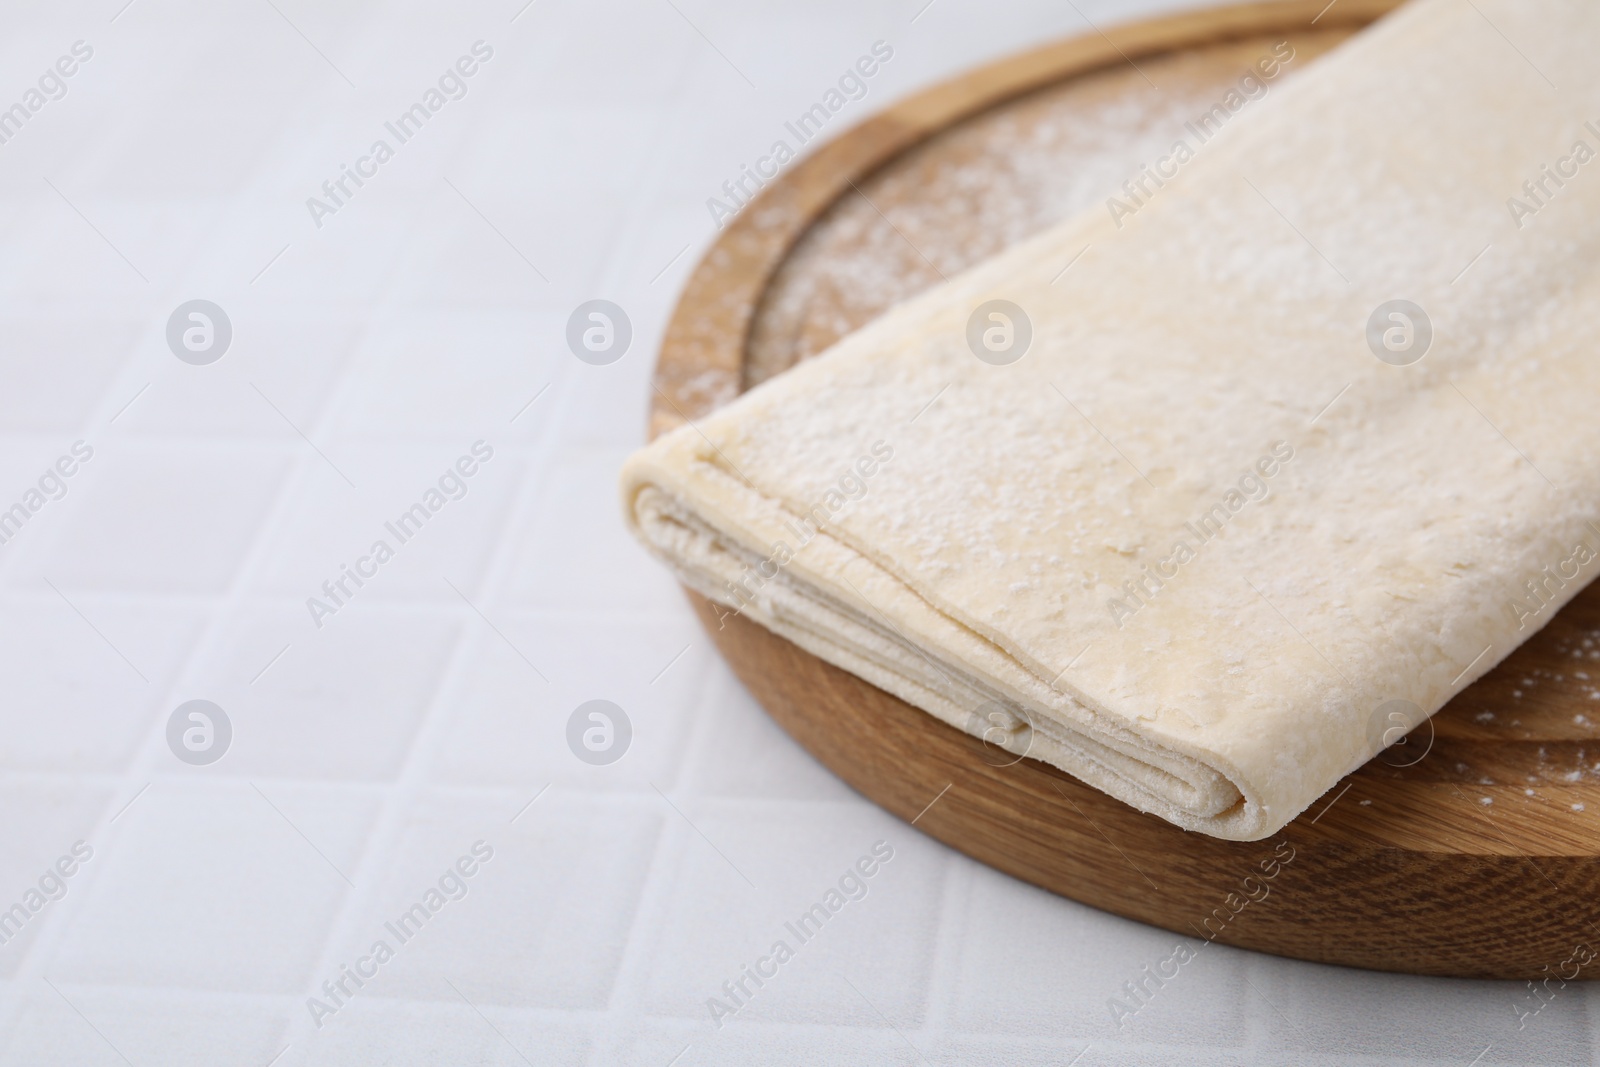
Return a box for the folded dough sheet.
[623,0,1600,839]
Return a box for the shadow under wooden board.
[648,0,1600,979]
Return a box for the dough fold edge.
[622,444,1276,841]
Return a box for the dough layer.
[623,0,1600,839]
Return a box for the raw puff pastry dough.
[623,0,1600,839]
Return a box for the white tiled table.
[0,0,1592,1063]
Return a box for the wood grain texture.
[649,0,1600,978]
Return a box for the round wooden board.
[649,0,1600,979]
